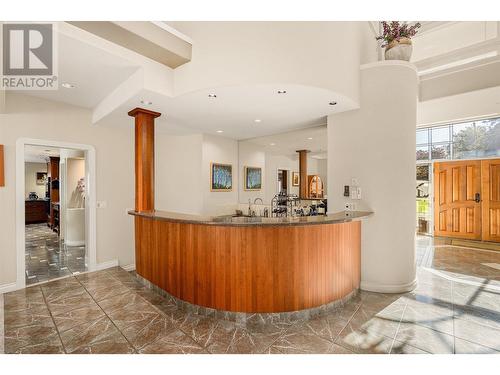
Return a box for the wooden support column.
[128,108,161,212]
[297,149,310,199]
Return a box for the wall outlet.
[345,202,356,211]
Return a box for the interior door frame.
[276,167,291,195]
[15,138,97,291]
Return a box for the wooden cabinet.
[25,200,49,224]
[134,216,361,313]
[308,175,324,198]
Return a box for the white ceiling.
[243,125,327,158]
[17,21,500,139]
[24,145,60,163]
[102,84,346,140]
[26,32,140,109]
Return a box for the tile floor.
[25,224,87,285]
[1,236,499,354]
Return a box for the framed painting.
[292,171,299,186]
[36,172,47,185]
[211,163,233,191]
[244,166,262,191]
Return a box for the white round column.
[327,61,418,293]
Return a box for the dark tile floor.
[2,236,500,354]
[25,224,87,285]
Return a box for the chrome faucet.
[248,199,252,216]
[253,197,263,205]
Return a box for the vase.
[385,37,413,61]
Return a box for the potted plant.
[376,21,421,61]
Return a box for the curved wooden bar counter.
[130,210,371,314]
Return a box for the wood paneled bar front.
[129,210,370,314]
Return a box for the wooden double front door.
[434,159,500,242]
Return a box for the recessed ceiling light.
[216,130,224,133]
[208,94,217,98]
[307,137,313,140]
[329,101,337,106]
[254,119,262,123]
[277,90,287,94]
[270,143,276,146]
[44,149,51,152]
[61,83,75,89]
[140,100,153,105]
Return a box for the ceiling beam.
[68,21,192,69]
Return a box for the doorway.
[24,146,88,285]
[277,169,289,195]
[16,138,97,290]
[433,158,500,242]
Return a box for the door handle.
[475,193,481,203]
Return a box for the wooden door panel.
[482,159,500,242]
[434,160,482,239]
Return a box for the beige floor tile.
[454,317,500,351]
[396,322,454,354]
[335,323,393,354]
[139,329,206,354]
[52,303,106,332]
[59,316,134,354]
[454,337,500,354]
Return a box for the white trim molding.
[64,240,85,247]
[360,278,418,293]
[0,282,18,294]
[16,138,97,291]
[95,259,119,271]
[361,60,419,74]
[122,263,136,272]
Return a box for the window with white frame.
[416,116,500,163]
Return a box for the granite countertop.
[128,210,373,227]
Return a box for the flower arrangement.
[376,21,421,48]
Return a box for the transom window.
[416,117,500,162]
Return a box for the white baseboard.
[65,240,85,247]
[122,263,136,272]
[360,278,417,293]
[0,282,18,294]
[94,259,119,271]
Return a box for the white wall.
[24,162,47,199]
[66,158,85,208]
[317,159,328,195]
[238,141,266,205]
[328,61,418,293]
[202,134,239,215]
[0,93,135,286]
[155,133,204,214]
[418,85,500,126]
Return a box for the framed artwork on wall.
[211,163,233,191]
[36,172,47,185]
[244,166,262,191]
[292,171,299,186]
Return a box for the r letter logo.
[1,23,58,90]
